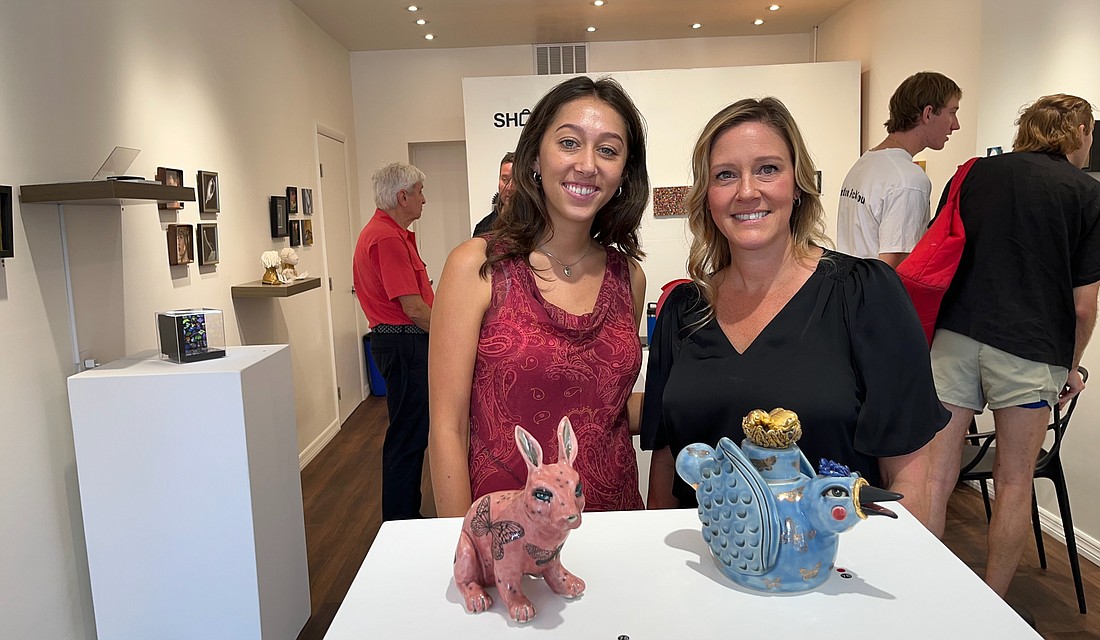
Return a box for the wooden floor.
[295,396,1100,639]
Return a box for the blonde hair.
[1013,94,1095,156]
[685,97,830,319]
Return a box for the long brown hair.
[481,76,649,277]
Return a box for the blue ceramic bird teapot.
[675,408,902,593]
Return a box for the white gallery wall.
[818,0,1100,561]
[461,62,861,306]
[0,1,360,638]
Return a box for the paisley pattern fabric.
[469,248,644,511]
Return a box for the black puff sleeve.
[640,282,700,451]
[842,257,950,456]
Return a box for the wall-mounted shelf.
[19,180,196,206]
[232,277,322,298]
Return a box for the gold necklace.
[538,242,592,278]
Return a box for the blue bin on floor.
[362,333,387,396]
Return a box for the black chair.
[958,366,1088,614]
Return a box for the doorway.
[408,141,471,284]
[318,131,364,424]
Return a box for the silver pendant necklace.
[538,242,592,278]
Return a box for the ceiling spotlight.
[407,5,418,11]
[587,26,597,32]
[416,18,427,25]
[691,23,702,29]
[754,19,764,25]
[593,0,605,5]
[769,4,780,10]
[424,33,434,40]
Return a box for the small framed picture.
[157,167,184,187]
[814,170,823,194]
[289,219,302,247]
[651,186,689,218]
[197,223,219,265]
[0,185,13,259]
[987,146,1004,156]
[167,224,194,265]
[198,170,220,214]
[302,219,314,246]
[270,196,289,238]
[302,188,313,215]
[287,186,299,214]
[157,167,185,210]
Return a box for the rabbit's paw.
[458,583,493,613]
[546,569,585,598]
[507,598,536,623]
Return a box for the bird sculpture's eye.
[575,482,583,498]
[822,487,849,499]
[533,488,553,502]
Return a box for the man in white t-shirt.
[837,72,962,267]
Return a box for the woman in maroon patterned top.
[429,76,651,515]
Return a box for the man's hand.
[1059,368,1086,408]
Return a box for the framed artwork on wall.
[197,223,219,265]
[270,196,289,238]
[167,224,194,265]
[302,219,314,246]
[652,186,688,218]
[287,186,298,214]
[289,219,302,247]
[0,185,13,259]
[302,188,313,215]
[156,167,185,211]
[198,170,220,214]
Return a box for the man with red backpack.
[925,94,1100,599]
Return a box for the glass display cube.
[156,308,226,363]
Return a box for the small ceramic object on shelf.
[676,408,902,593]
[454,416,585,623]
[260,250,281,284]
[279,247,299,280]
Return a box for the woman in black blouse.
[641,97,948,526]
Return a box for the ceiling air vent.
[533,43,588,75]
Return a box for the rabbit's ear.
[557,416,578,467]
[514,425,543,471]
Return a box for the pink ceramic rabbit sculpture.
[453,416,586,622]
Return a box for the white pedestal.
[68,345,310,640]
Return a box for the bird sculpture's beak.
[853,479,903,519]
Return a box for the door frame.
[314,124,365,429]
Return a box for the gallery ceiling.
[289,0,855,52]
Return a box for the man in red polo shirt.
[353,162,434,521]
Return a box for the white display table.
[68,345,310,640]
[324,507,1040,638]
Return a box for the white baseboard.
[299,418,341,470]
[962,481,1100,568]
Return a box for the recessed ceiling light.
[754,19,764,25]
[407,5,418,11]
[424,33,434,40]
[691,23,702,29]
[587,26,597,32]
[416,18,427,25]
[593,0,605,5]
[769,4,780,10]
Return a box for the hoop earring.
[533,171,542,185]
[616,185,624,198]
[793,195,802,208]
